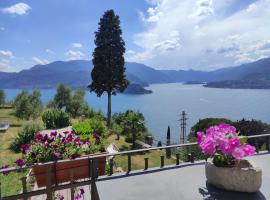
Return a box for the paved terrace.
[86,153,270,200]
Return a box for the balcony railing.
[1,133,270,200]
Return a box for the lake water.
[4,83,270,142]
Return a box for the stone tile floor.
[92,153,269,200]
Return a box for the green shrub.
[54,111,70,128]
[42,109,70,129]
[124,134,133,143]
[73,118,106,138]
[10,122,42,153]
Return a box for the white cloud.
[126,50,136,55]
[45,49,54,54]
[72,43,83,48]
[65,50,85,60]
[131,0,270,70]
[0,50,14,59]
[2,3,31,15]
[0,50,14,71]
[32,57,49,65]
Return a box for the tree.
[14,91,32,120]
[190,118,233,138]
[0,89,5,106]
[113,110,148,149]
[90,9,129,128]
[53,84,72,110]
[67,89,86,117]
[14,90,43,120]
[233,119,270,150]
[29,89,43,119]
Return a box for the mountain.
[0,57,270,91]
[0,60,160,94]
[205,58,270,89]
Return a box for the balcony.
[93,153,269,200]
[1,134,270,200]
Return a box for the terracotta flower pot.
[33,153,107,188]
[205,159,262,192]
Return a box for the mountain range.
[0,58,270,93]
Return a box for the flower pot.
[205,159,262,192]
[33,153,107,188]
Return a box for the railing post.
[21,177,27,200]
[91,158,100,200]
[109,158,114,176]
[266,136,270,152]
[176,153,180,165]
[160,155,164,168]
[144,158,148,170]
[69,169,75,200]
[188,151,195,163]
[0,181,2,200]
[127,154,131,173]
[45,165,53,200]
[255,139,259,153]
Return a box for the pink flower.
[53,152,61,158]
[228,138,240,148]
[218,123,237,135]
[242,144,256,156]
[35,133,43,141]
[83,139,90,144]
[42,134,49,142]
[93,132,100,144]
[74,137,81,144]
[196,131,205,144]
[1,164,11,175]
[232,147,245,159]
[50,131,57,137]
[63,131,69,134]
[80,188,85,195]
[200,137,216,155]
[219,142,233,155]
[21,144,31,154]
[15,158,25,167]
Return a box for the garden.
[0,86,161,197]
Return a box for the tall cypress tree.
[90,9,129,127]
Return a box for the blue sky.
[1,0,270,72]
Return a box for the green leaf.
[239,136,248,145]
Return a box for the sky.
[0,0,270,72]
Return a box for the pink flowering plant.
[197,124,256,167]
[12,130,103,167]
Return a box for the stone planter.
[33,153,107,188]
[205,159,262,192]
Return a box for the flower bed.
[2,130,107,188]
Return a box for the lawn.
[0,108,42,197]
[106,134,176,172]
[0,110,175,196]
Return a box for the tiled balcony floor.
[90,153,270,200]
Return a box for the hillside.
[0,58,270,90]
[205,58,270,89]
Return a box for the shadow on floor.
[199,182,266,200]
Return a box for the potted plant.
[18,131,107,187]
[197,124,262,192]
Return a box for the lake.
[4,83,270,142]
